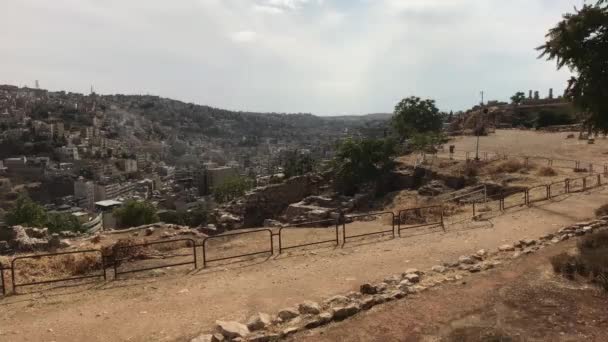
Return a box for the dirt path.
[290,238,608,342]
[448,130,608,165]
[1,188,607,342]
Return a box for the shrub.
[595,204,608,217]
[113,200,159,228]
[552,231,608,291]
[550,252,577,278]
[462,163,479,178]
[489,159,530,174]
[537,167,558,177]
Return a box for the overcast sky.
[1,0,579,115]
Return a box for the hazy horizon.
[1,0,577,115]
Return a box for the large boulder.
[298,301,321,315]
[246,312,271,331]
[215,320,249,340]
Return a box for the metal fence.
[0,171,604,295]
[11,250,106,294]
[549,180,568,198]
[278,219,339,253]
[397,206,444,236]
[113,239,197,278]
[0,266,7,296]
[527,185,550,204]
[201,229,273,268]
[342,212,395,245]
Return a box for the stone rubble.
[196,217,608,341]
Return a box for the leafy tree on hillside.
[46,212,82,233]
[332,137,397,195]
[113,200,159,228]
[5,194,48,227]
[282,151,315,178]
[392,97,443,139]
[510,92,526,105]
[212,176,254,203]
[538,0,608,133]
[5,195,82,232]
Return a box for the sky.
[0,0,581,115]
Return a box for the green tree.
[5,194,48,227]
[212,176,254,203]
[392,96,443,139]
[46,212,82,233]
[332,137,397,195]
[282,151,315,178]
[113,200,159,228]
[538,0,608,133]
[408,132,448,153]
[510,92,526,105]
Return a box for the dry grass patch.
[595,204,608,217]
[551,231,608,291]
[537,166,558,177]
[489,159,533,174]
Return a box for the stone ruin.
[211,173,330,230]
[1,225,73,254]
[281,194,370,224]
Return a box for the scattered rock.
[324,295,350,307]
[404,273,420,283]
[246,313,271,331]
[459,256,475,265]
[499,244,515,252]
[215,321,249,340]
[520,239,536,247]
[145,227,155,236]
[277,308,299,321]
[189,334,214,342]
[333,304,360,321]
[360,296,376,310]
[374,283,388,293]
[475,249,488,258]
[360,283,377,295]
[383,275,401,285]
[468,264,482,273]
[405,268,420,275]
[247,332,278,342]
[281,327,299,337]
[398,279,413,292]
[432,265,447,273]
[298,301,321,315]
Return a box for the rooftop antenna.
[35,80,40,89]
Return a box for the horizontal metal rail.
[278,219,339,253]
[11,249,106,293]
[526,185,549,204]
[342,212,395,245]
[202,229,273,268]
[397,206,444,236]
[113,239,197,278]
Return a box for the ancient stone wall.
[214,173,328,229]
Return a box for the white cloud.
[230,30,258,43]
[0,0,575,115]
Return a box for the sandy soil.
[447,129,608,166]
[0,185,606,342]
[291,238,608,342]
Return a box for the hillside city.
[0,1,607,342]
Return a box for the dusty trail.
[0,185,606,342]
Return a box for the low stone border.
[190,216,608,342]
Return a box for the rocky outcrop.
[212,173,329,229]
